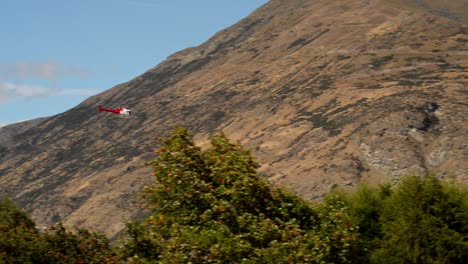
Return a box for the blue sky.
[0,0,268,126]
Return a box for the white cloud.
[0,82,54,102]
[0,82,101,103]
[58,88,103,96]
[0,61,89,80]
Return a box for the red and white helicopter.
[98,104,134,118]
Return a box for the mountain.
[1,0,467,238]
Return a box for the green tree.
[123,127,360,263]
[371,176,468,264]
[0,197,35,229]
[0,197,117,263]
[324,183,392,262]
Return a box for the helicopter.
[98,104,134,118]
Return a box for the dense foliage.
[373,176,468,263]
[1,128,467,263]
[0,197,35,230]
[327,177,468,264]
[0,198,116,263]
[122,127,359,263]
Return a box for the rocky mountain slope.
[1,0,467,238]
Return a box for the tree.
[324,183,392,262]
[123,127,360,263]
[371,176,468,264]
[0,197,117,263]
[0,197,35,230]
